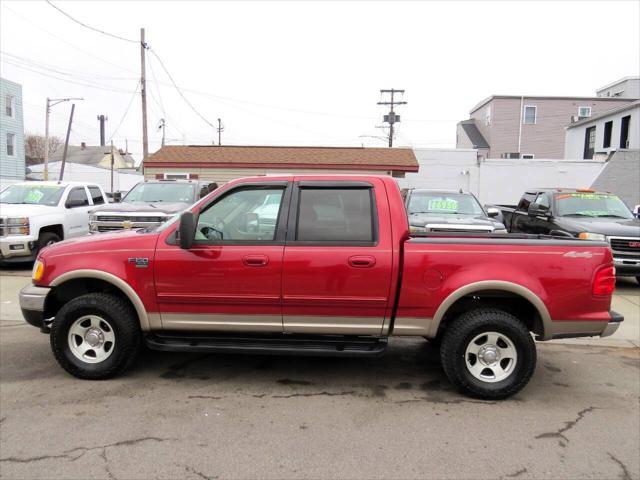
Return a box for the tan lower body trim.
[391,317,433,336]
[283,316,384,335]
[161,313,283,332]
[550,320,607,338]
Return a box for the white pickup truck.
[0,181,108,264]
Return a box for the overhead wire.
[45,0,138,44]
[109,81,141,142]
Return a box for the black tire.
[50,293,141,379]
[38,231,61,250]
[440,308,536,400]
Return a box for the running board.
[145,333,388,357]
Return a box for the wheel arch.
[49,270,150,331]
[429,280,552,341]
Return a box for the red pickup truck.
[19,175,622,399]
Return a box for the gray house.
[456,94,632,160]
[596,76,640,99]
[0,77,25,181]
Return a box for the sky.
[1,0,639,163]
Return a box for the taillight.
[593,265,616,296]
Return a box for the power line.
[109,81,141,142]
[45,1,138,44]
[147,48,216,130]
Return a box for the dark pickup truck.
[492,188,640,282]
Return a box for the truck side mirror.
[178,211,196,249]
[486,207,500,218]
[113,192,122,203]
[528,203,550,217]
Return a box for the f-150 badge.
[128,257,149,268]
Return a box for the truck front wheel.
[50,293,141,379]
[440,308,536,400]
[38,231,61,250]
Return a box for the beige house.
[143,145,418,183]
[457,95,633,159]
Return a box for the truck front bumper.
[0,235,38,262]
[613,256,640,276]
[19,285,51,330]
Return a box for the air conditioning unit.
[570,115,580,123]
[501,152,520,159]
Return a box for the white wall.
[399,148,605,205]
[28,162,143,193]
[565,104,639,159]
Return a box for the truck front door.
[153,182,291,332]
[281,180,393,335]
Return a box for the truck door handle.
[243,255,269,267]
[348,255,376,268]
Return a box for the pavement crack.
[607,452,632,480]
[272,391,356,398]
[535,406,597,443]
[184,464,217,480]
[505,467,528,478]
[188,395,223,400]
[100,448,116,480]
[0,436,173,465]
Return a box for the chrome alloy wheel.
[67,315,115,364]
[465,331,518,383]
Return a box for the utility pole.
[44,97,82,180]
[377,88,407,148]
[97,115,108,146]
[58,103,75,182]
[110,140,114,194]
[140,27,149,171]
[217,118,224,146]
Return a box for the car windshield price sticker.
[25,190,45,203]
[428,198,458,211]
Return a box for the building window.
[620,115,631,148]
[522,154,535,159]
[485,106,491,126]
[523,105,537,124]
[603,121,613,148]
[578,106,591,118]
[5,95,13,117]
[584,126,596,159]
[6,133,15,156]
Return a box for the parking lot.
[0,267,638,480]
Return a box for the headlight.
[7,217,29,235]
[578,232,606,241]
[32,259,44,282]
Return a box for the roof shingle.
[144,145,418,171]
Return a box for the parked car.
[402,189,507,234]
[491,188,640,282]
[1,181,107,264]
[89,179,217,233]
[20,175,621,399]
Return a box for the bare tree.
[25,133,62,165]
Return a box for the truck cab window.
[535,193,550,209]
[195,187,284,242]
[296,188,374,242]
[66,187,89,207]
[88,186,105,205]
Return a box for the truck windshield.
[555,193,634,218]
[407,192,484,215]
[123,183,196,203]
[0,185,65,206]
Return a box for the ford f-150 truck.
[492,188,640,282]
[19,175,622,399]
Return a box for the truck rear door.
[281,179,393,335]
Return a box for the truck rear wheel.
[440,308,536,400]
[50,293,141,379]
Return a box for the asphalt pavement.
[0,267,638,480]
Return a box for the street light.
[44,97,83,180]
